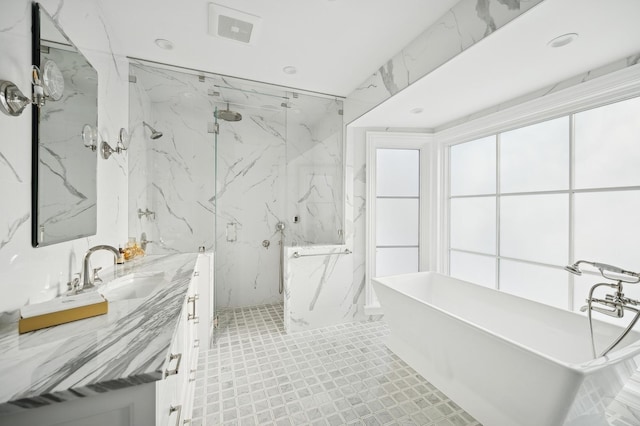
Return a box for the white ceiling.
[100,0,459,97]
[352,0,640,129]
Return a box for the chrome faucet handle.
[93,267,103,284]
[140,232,154,250]
[67,273,81,294]
[620,296,639,306]
[137,208,156,220]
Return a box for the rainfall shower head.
[215,103,242,122]
[143,121,163,140]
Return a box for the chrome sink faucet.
[82,245,121,290]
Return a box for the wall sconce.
[0,62,64,117]
[0,80,30,116]
[82,124,98,151]
[101,128,129,159]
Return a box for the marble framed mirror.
[31,3,98,247]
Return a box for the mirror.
[31,3,98,247]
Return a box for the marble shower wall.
[0,0,128,314]
[129,64,215,255]
[285,95,344,245]
[215,101,287,309]
[128,64,345,309]
[127,67,153,248]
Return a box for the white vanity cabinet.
[156,253,211,426]
[0,254,213,426]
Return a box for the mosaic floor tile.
[193,303,640,425]
[193,304,480,425]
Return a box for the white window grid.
[447,107,640,311]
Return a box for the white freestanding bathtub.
[372,272,640,426]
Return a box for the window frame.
[365,131,433,315]
[437,65,640,311]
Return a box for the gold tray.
[19,300,108,334]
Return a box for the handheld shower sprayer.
[565,260,640,282]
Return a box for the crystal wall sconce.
[101,128,129,159]
[0,62,64,117]
[0,80,31,116]
[82,124,99,151]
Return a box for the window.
[365,132,431,314]
[375,149,420,277]
[448,96,640,310]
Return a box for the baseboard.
[364,304,383,316]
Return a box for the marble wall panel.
[344,0,544,124]
[283,245,356,333]
[130,65,347,310]
[285,98,344,245]
[128,65,215,255]
[127,67,152,247]
[215,107,287,308]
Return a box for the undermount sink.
[98,271,165,301]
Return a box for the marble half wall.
[0,0,128,314]
[283,245,356,333]
[344,0,544,124]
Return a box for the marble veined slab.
[283,245,356,333]
[0,253,198,414]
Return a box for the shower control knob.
[262,240,270,249]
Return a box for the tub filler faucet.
[566,260,640,358]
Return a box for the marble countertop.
[0,253,198,414]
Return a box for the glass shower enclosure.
[128,62,344,343]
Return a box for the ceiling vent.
[208,3,262,45]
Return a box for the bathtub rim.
[373,271,640,373]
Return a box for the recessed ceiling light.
[282,66,297,75]
[155,38,174,50]
[547,33,578,48]
[410,107,424,114]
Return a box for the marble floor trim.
[192,303,640,426]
